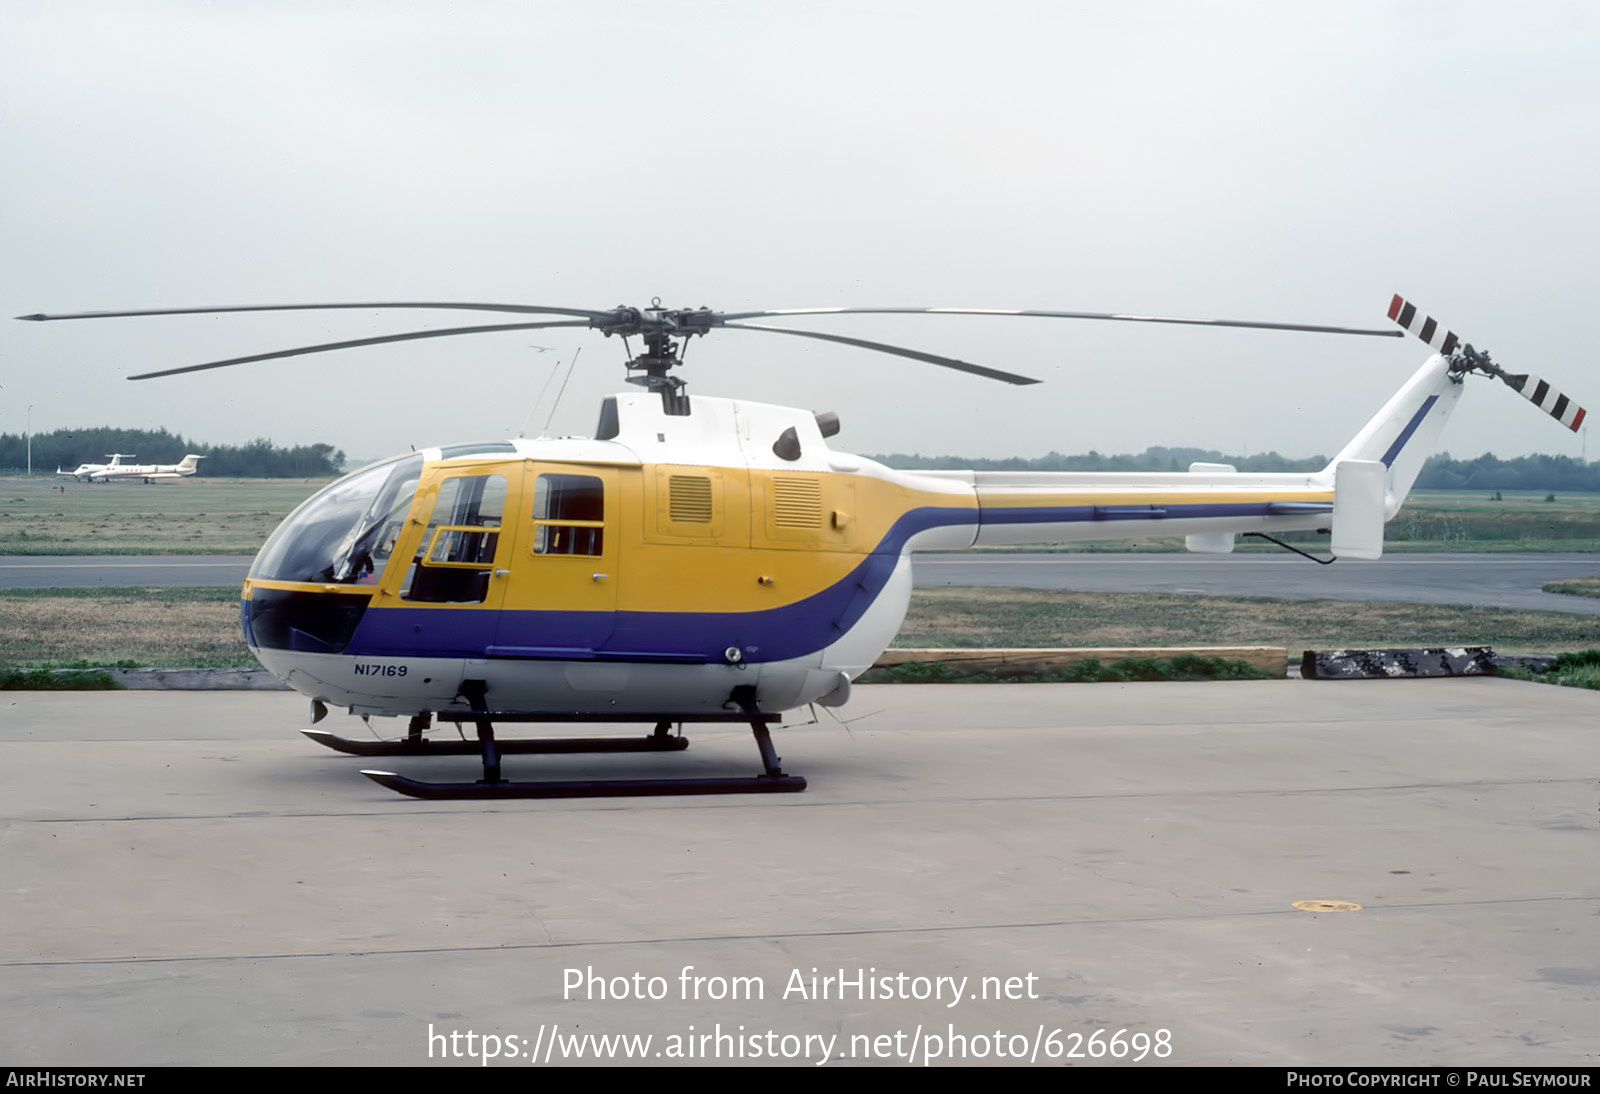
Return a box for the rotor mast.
[593,299,715,413]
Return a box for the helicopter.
[17,295,1587,799]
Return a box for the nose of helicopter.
[244,585,372,654]
[241,453,422,654]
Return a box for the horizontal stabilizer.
[1184,462,1237,554]
[1331,459,1386,560]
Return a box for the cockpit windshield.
[250,454,424,584]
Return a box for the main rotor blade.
[715,306,1405,339]
[20,302,613,322]
[126,320,591,379]
[721,323,1041,385]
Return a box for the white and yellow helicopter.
[18,296,1587,799]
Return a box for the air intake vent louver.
[772,478,822,528]
[668,476,714,523]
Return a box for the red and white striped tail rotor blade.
[1503,372,1588,432]
[1387,293,1588,432]
[1386,294,1466,355]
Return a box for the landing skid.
[303,724,691,757]
[361,770,806,800]
[323,683,807,799]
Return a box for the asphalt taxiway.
[2,681,1596,1066]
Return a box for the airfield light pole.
[26,404,32,477]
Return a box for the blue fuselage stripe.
[317,497,1330,664]
[1380,396,1439,468]
[977,501,1330,525]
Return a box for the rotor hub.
[594,301,716,407]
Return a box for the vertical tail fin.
[1330,354,1463,520]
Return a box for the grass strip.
[0,586,252,668]
[1543,577,1600,599]
[1497,649,1600,691]
[860,653,1277,684]
[0,478,319,555]
[0,666,123,690]
[893,588,1600,654]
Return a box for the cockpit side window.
[402,473,507,603]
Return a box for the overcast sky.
[3,1,1596,464]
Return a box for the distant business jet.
[58,453,204,483]
[58,453,134,481]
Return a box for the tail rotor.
[1388,294,1587,432]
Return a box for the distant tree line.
[0,427,345,477]
[873,446,1600,492]
[1413,452,1599,492]
[873,445,1326,474]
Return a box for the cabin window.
[532,473,604,556]
[403,473,507,602]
